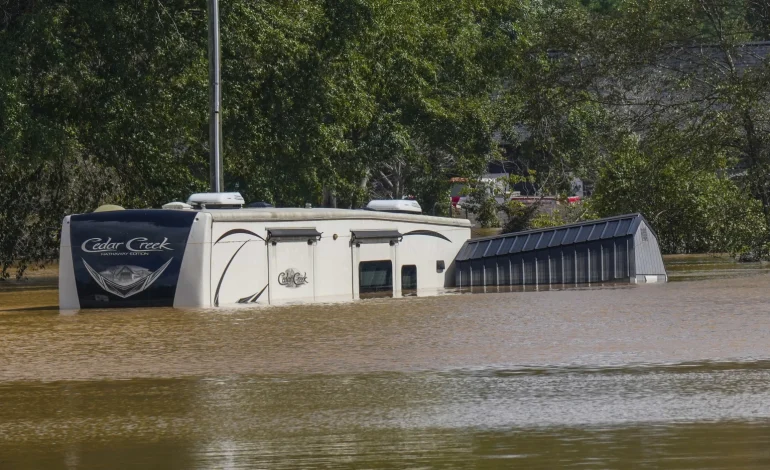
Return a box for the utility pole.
[208,0,223,192]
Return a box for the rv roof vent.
[162,201,193,210]
[366,199,422,214]
[187,192,244,209]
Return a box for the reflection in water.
[2,369,770,469]
[0,257,770,468]
[666,253,770,281]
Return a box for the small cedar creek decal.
[278,269,308,288]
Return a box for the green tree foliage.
[1,0,211,277]
[494,0,770,254]
[529,201,598,230]
[220,0,518,209]
[0,0,522,277]
[591,135,767,254]
[3,0,770,277]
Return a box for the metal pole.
[208,0,223,192]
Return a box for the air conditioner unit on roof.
[366,199,422,214]
[187,192,244,208]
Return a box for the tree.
[493,0,770,255]
[591,133,767,254]
[0,0,527,275]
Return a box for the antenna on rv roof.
[208,0,223,193]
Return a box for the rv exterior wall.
[210,216,470,306]
[174,213,213,307]
[58,216,80,310]
[59,210,199,309]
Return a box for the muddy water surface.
[1,256,770,468]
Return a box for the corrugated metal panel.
[601,220,620,239]
[464,242,478,260]
[487,238,505,257]
[472,240,491,260]
[456,264,466,287]
[523,253,536,285]
[522,233,543,251]
[471,260,483,286]
[549,248,563,284]
[536,231,555,250]
[537,251,550,285]
[628,216,644,236]
[456,242,475,262]
[562,226,580,245]
[589,243,601,282]
[498,258,511,284]
[511,257,523,284]
[615,219,632,237]
[484,259,497,285]
[573,247,584,284]
[510,235,527,254]
[550,229,568,247]
[616,238,629,278]
[563,247,576,284]
[574,226,591,244]
[587,223,605,242]
[500,236,516,255]
[602,241,614,281]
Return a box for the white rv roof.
[204,207,471,227]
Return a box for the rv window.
[359,260,393,298]
[401,265,417,296]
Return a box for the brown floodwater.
[1,256,770,468]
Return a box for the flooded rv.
[59,196,471,309]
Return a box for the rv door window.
[401,265,417,296]
[359,261,393,298]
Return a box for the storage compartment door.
[268,240,316,304]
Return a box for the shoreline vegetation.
[3,1,770,279]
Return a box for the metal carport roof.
[456,213,648,262]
